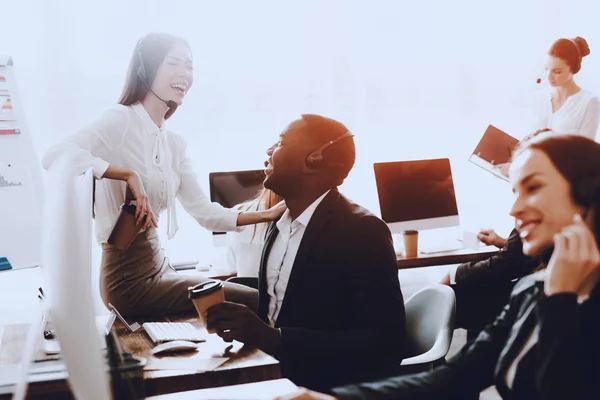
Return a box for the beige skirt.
[100,228,257,317]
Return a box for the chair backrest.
[403,284,456,358]
[226,276,259,290]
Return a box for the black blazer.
[333,274,600,399]
[257,189,406,392]
[452,229,539,330]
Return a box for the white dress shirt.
[266,190,330,325]
[534,89,600,140]
[42,103,240,244]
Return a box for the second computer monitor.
[209,169,266,235]
[373,158,460,233]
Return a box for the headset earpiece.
[304,131,354,169]
[574,175,600,208]
[136,38,147,82]
[305,152,324,168]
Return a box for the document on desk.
[145,357,228,371]
[0,365,18,395]
[145,335,241,371]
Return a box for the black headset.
[574,175,600,214]
[135,37,178,111]
[136,38,148,81]
[305,131,354,168]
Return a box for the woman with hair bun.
[535,36,600,140]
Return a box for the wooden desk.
[208,247,499,278]
[0,314,280,399]
[396,246,498,269]
[121,313,280,397]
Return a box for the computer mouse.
[43,339,61,355]
[151,340,199,355]
[195,263,211,272]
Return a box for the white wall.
[2,0,600,289]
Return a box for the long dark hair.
[513,134,600,247]
[118,32,189,120]
[236,188,283,242]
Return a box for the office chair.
[400,284,456,373]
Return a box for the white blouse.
[42,103,240,244]
[534,89,600,140]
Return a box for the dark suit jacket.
[451,229,539,331]
[257,189,406,392]
[333,274,600,399]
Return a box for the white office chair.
[400,284,456,371]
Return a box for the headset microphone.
[536,78,542,84]
[150,88,178,111]
[136,37,178,112]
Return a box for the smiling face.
[545,55,573,87]
[263,120,314,198]
[509,149,583,256]
[151,41,194,106]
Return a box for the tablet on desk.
[469,125,519,181]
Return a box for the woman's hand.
[264,200,287,222]
[440,272,452,286]
[545,214,600,297]
[274,387,337,400]
[236,200,287,226]
[477,229,507,248]
[495,162,511,177]
[126,171,158,229]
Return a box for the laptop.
[468,125,519,181]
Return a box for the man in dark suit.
[441,229,539,337]
[206,114,406,392]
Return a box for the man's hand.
[206,302,281,354]
[477,229,507,249]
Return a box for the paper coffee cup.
[188,280,225,333]
[403,230,419,258]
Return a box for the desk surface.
[0,313,280,399]
[147,378,298,399]
[396,246,498,269]
[121,313,280,397]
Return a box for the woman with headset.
[43,32,285,316]
[495,36,599,179]
[533,36,600,140]
[279,133,600,399]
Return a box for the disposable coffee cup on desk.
[188,280,225,333]
[403,230,419,258]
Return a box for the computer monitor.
[209,169,266,235]
[373,158,460,233]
